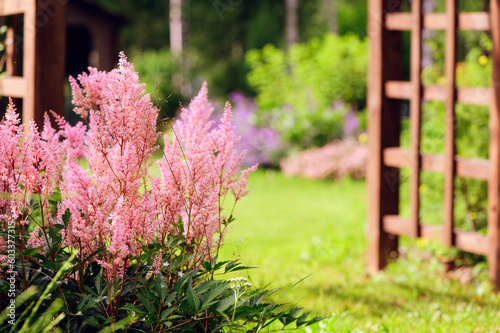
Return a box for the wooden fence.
[367,0,500,288]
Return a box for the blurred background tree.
[84,0,367,100]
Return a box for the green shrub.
[246,33,368,150]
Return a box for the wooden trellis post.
[489,0,500,287]
[367,0,500,288]
[367,0,403,272]
[0,0,66,128]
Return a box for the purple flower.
[343,110,359,138]
[211,91,284,166]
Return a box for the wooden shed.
[66,0,122,77]
[0,0,122,127]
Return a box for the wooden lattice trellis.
[0,0,66,127]
[367,0,500,288]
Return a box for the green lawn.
[219,169,500,332]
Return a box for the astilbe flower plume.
[1,52,255,282]
[152,82,258,262]
[62,53,255,278]
[0,100,86,263]
[62,52,160,277]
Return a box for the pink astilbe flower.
[27,226,47,255]
[62,52,160,278]
[0,236,7,265]
[40,114,66,186]
[50,111,88,161]
[59,162,100,258]
[154,83,258,260]
[0,100,87,262]
[0,105,47,226]
[0,100,25,220]
[147,250,164,279]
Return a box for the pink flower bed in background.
[280,138,368,180]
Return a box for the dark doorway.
[66,25,92,79]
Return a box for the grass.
[218,169,500,332]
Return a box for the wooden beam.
[385,81,491,106]
[383,216,489,255]
[443,0,457,247]
[455,231,489,256]
[367,0,402,274]
[0,0,28,16]
[0,77,26,98]
[488,0,500,288]
[456,88,491,105]
[383,147,489,180]
[383,215,414,237]
[386,12,490,31]
[385,80,412,99]
[421,224,443,241]
[409,0,423,238]
[424,13,447,30]
[459,12,491,31]
[456,157,489,180]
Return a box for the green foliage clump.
[246,33,368,150]
[1,221,322,332]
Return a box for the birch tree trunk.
[170,0,183,55]
[285,0,298,49]
[170,0,189,95]
[325,0,337,33]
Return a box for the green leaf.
[201,258,212,272]
[224,260,255,273]
[120,303,144,314]
[38,260,57,272]
[62,209,71,226]
[20,252,76,331]
[47,192,62,204]
[160,307,175,320]
[165,291,177,305]
[76,294,91,312]
[120,282,137,298]
[83,316,99,326]
[94,269,103,295]
[200,281,230,311]
[30,298,64,332]
[296,311,312,327]
[154,273,167,303]
[302,316,326,327]
[82,286,99,298]
[215,295,235,313]
[186,281,200,312]
[142,286,161,304]
[137,293,156,314]
[235,305,262,318]
[211,259,231,272]
[18,247,42,257]
[97,316,135,333]
[0,287,37,326]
